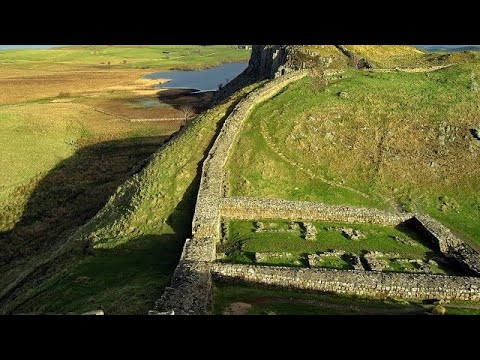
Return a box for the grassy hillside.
[342,45,479,69]
[294,45,427,69]
[0,103,175,211]
[298,46,351,68]
[227,63,480,246]
[0,45,251,314]
[345,45,424,67]
[0,83,259,314]
[0,45,249,242]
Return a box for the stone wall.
[220,197,480,277]
[192,72,307,243]
[212,263,480,301]
[153,49,480,313]
[221,197,413,226]
[156,260,212,315]
[153,72,307,315]
[410,215,480,276]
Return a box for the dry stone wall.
[192,72,307,242]
[410,215,480,276]
[221,197,413,226]
[153,62,480,313]
[153,72,307,315]
[212,263,480,301]
[220,197,480,277]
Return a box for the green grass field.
[221,220,441,271]
[0,45,250,234]
[226,220,429,256]
[213,282,423,315]
[3,45,480,314]
[227,62,480,246]
[0,103,171,204]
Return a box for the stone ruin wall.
[410,215,480,276]
[153,71,307,314]
[212,263,480,301]
[220,197,480,277]
[153,63,480,313]
[221,197,412,226]
[192,72,307,242]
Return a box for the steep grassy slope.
[0,83,259,314]
[0,104,175,232]
[228,64,480,246]
[0,45,250,262]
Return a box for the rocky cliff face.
[247,45,301,79]
[212,45,300,103]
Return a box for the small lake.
[145,62,248,92]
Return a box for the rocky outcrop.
[247,45,302,79]
[213,46,303,104]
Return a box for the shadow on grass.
[394,220,436,250]
[0,136,176,312]
[156,89,215,115]
[10,234,183,315]
[0,86,247,314]
[0,136,166,266]
[2,170,202,314]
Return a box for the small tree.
[179,105,195,125]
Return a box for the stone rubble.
[303,222,317,241]
[341,227,365,240]
[255,252,293,263]
[254,221,299,233]
[349,254,365,270]
[363,251,393,272]
[307,250,345,268]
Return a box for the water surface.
[145,62,248,92]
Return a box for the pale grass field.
[0,45,250,230]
